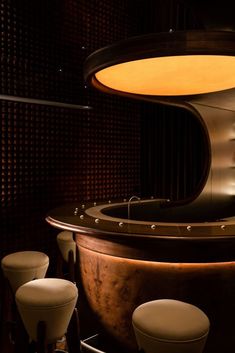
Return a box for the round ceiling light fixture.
[84,31,235,97]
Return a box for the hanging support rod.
[0,94,92,110]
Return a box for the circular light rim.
[84,30,235,97]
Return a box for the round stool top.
[57,231,76,262]
[57,231,74,243]
[16,278,78,308]
[132,299,210,342]
[1,251,49,271]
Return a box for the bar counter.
[46,201,235,353]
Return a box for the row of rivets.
[74,206,227,232]
[75,215,228,232]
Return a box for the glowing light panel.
[95,55,235,96]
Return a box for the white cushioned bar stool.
[1,251,49,293]
[132,299,210,353]
[15,278,79,353]
[56,231,77,283]
[1,251,49,352]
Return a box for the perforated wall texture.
[0,0,142,265]
[0,0,204,269]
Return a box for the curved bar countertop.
[47,200,235,353]
[46,200,235,263]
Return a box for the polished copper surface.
[78,245,235,353]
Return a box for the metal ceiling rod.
[0,94,92,110]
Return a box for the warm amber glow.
[95,55,235,96]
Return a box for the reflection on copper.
[78,245,235,353]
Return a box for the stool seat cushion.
[132,299,210,342]
[57,231,74,243]
[16,278,78,308]
[1,251,49,292]
[15,278,78,343]
[1,251,49,270]
[57,231,76,262]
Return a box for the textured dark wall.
[1,0,143,264]
[140,103,207,201]
[0,0,205,264]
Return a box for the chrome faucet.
[128,195,141,220]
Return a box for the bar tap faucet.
[128,196,141,220]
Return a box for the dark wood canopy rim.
[84,30,235,97]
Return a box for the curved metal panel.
[181,90,235,218]
[84,30,235,219]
